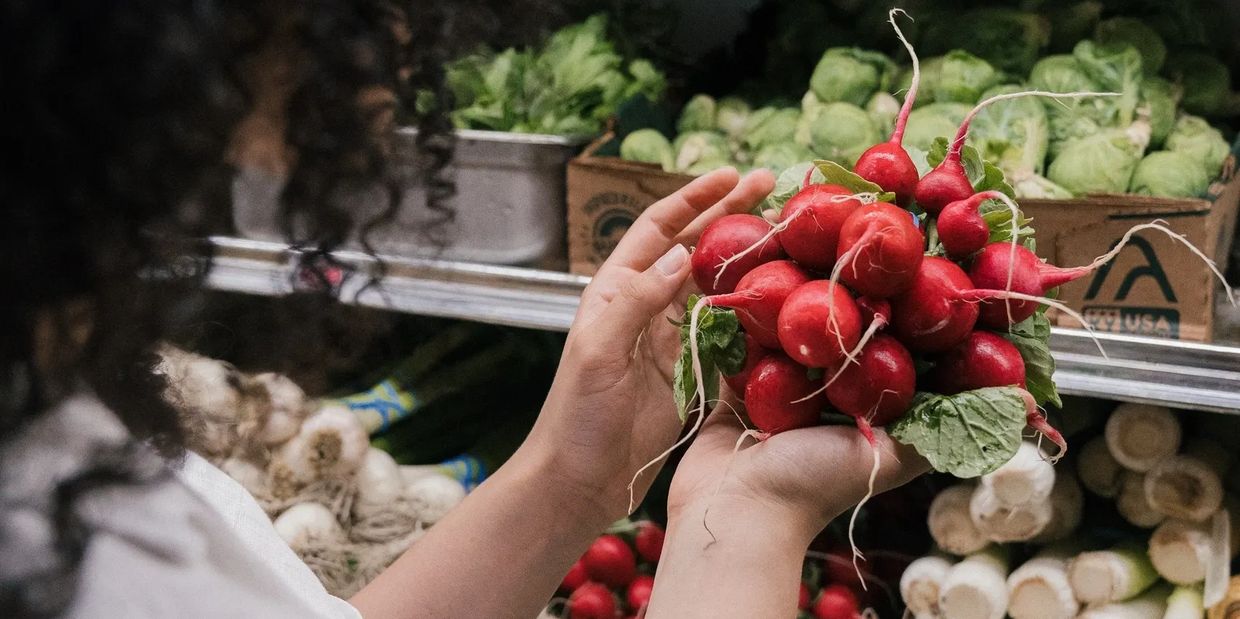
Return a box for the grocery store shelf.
[206,237,1240,414]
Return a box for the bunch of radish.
[552,521,664,619]
[646,8,1236,584]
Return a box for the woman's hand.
[515,167,775,525]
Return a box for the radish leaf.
[673,296,744,421]
[1002,313,1061,408]
[889,386,1026,478]
[813,160,897,203]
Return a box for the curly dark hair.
[0,0,506,614]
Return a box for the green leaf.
[672,297,745,421]
[813,160,895,202]
[889,387,1027,478]
[979,200,1035,249]
[1002,314,1061,408]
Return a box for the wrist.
[502,442,614,533]
[667,493,821,551]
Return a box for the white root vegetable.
[1105,403,1182,472]
[938,547,1009,619]
[254,373,308,446]
[270,404,369,486]
[1164,585,1205,619]
[1144,455,1224,523]
[1031,474,1084,544]
[156,345,245,456]
[1077,583,1172,619]
[1078,436,1125,498]
[1119,471,1167,528]
[969,484,1052,542]
[273,502,343,548]
[1068,544,1160,604]
[220,456,269,497]
[900,555,953,616]
[1007,546,1080,619]
[980,441,1055,507]
[928,484,989,555]
[353,448,405,517]
[1150,518,1213,585]
[406,474,465,524]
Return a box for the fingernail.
[655,244,688,277]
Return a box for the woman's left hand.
[516,167,774,524]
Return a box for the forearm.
[646,499,815,619]
[350,446,608,619]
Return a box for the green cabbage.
[809,47,897,108]
[753,143,815,172]
[1129,151,1211,197]
[1095,17,1166,75]
[895,56,945,109]
[971,84,1050,178]
[619,129,674,170]
[715,97,751,140]
[677,94,717,133]
[1165,115,1230,177]
[866,92,901,137]
[1072,41,1142,127]
[742,107,800,153]
[673,131,731,173]
[954,8,1050,75]
[1164,52,1236,118]
[1046,129,1143,195]
[902,102,971,152]
[1140,77,1179,148]
[929,50,1001,104]
[794,101,880,168]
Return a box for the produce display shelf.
[207,236,1240,414]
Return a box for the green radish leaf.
[977,160,1017,198]
[813,160,884,195]
[979,200,1036,249]
[889,386,1027,478]
[1002,313,1062,408]
[673,296,744,421]
[765,162,825,213]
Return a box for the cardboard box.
[567,141,1240,341]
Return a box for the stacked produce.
[901,402,1239,618]
[542,520,665,619]
[156,343,475,596]
[620,17,1234,199]
[441,15,665,136]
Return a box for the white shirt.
[0,392,361,618]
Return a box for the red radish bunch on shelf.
[637,6,1237,589]
[557,522,665,619]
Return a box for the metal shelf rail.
[207,237,1240,414]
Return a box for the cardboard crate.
[567,142,1239,342]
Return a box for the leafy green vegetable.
[753,143,814,172]
[1047,129,1143,195]
[765,162,824,212]
[971,84,1051,179]
[742,107,800,153]
[809,47,896,108]
[1002,313,1061,408]
[619,129,674,169]
[678,94,717,133]
[866,92,901,137]
[1164,51,1236,118]
[1166,114,1230,177]
[672,297,746,421]
[1095,17,1166,75]
[1072,40,1142,127]
[1129,151,1211,198]
[926,137,1016,198]
[1140,77,1179,148]
[673,131,731,173]
[930,50,1001,104]
[813,160,894,203]
[795,101,880,168]
[715,97,752,140]
[895,56,946,109]
[954,8,1050,75]
[889,387,1027,478]
[902,103,972,152]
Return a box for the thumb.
[595,244,692,345]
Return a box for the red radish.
[560,559,589,592]
[936,191,1011,258]
[777,184,862,270]
[723,334,766,395]
[582,535,637,588]
[703,260,812,349]
[821,551,866,590]
[929,330,1026,394]
[812,584,861,619]
[626,575,655,612]
[854,10,921,206]
[890,257,980,353]
[777,280,862,368]
[854,297,891,329]
[634,522,664,564]
[744,354,824,434]
[833,202,925,298]
[825,335,915,428]
[916,90,1116,215]
[798,582,812,610]
[691,214,784,295]
[569,582,617,619]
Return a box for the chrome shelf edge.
[205,237,1240,413]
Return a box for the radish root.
[962,289,1108,358]
[887,8,917,143]
[847,414,882,592]
[1079,221,1236,306]
[826,223,879,363]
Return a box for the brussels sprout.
[1046,129,1143,195]
[1129,151,1211,197]
[1139,77,1179,148]
[673,131,731,173]
[715,97,751,139]
[895,56,945,108]
[677,94,717,133]
[809,47,897,107]
[794,101,881,168]
[971,84,1050,177]
[753,142,815,172]
[901,102,972,152]
[954,8,1050,75]
[1095,17,1166,75]
[742,107,800,153]
[866,92,901,137]
[619,129,674,170]
[1164,52,1235,118]
[929,50,1001,104]
[1165,115,1230,177]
